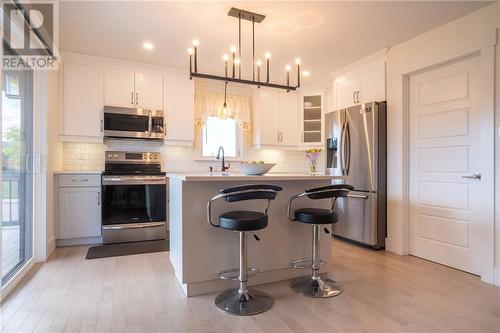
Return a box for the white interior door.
[409,55,490,275]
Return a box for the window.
[202,117,238,158]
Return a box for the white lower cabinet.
[56,173,101,245]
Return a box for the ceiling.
[59,1,492,84]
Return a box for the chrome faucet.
[216,146,230,172]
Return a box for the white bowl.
[236,163,276,175]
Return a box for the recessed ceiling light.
[302,70,310,77]
[143,41,154,50]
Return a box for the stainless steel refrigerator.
[325,102,386,248]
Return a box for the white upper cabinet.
[253,89,280,145]
[333,71,358,110]
[164,75,194,144]
[300,89,324,145]
[332,55,386,110]
[279,91,300,145]
[252,88,299,147]
[104,68,135,107]
[357,58,386,104]
[135,72,164,109]
[104,69,163,109]
[62,62,103,141]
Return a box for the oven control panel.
[105,151,161,162]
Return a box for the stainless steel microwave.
[103,106,164,141]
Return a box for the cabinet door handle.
[100,119,103,132]
[356,91,360,103]
[277,131,279,142]
[280,132,283,142]
[353,91,356,104]
[131,92,134,105]
[136,92,139,106]
[97,191,101,205]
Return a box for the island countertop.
[166,172,346,182]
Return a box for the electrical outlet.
[77,151,86,160]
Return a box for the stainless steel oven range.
[101,151,167,244]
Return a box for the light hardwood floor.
[1,239,499,333]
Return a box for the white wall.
[385,3,498,283]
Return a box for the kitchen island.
[167,172,345,296]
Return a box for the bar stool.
[287,184,353,298]
[207,184,282,316]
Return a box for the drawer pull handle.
[72,178,89,182]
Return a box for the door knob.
[461,173,481,180]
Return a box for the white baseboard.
[56,236,102,247]
[46,236,56,258]
[385,237,393,253]
[494,267,500,287]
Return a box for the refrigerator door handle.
[345,121,351,175]
[340,121,347,175]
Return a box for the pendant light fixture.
[188,7,303,92]
[219,81,229,118]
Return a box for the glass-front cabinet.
[301,92,324,145]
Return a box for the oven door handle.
[102,176,166,185]
[102,222,166,230]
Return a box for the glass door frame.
[1,46,35,287]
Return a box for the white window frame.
[196,117,244,162]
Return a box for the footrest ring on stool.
[218,267,260,280]
[290,258,325,270]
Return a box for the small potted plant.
[305,148,322,174]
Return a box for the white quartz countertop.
[166,172,345,182]
[54,171,102,175]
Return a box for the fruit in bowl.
[236,161,276,175]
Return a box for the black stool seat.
[294,208,338,224]
[219,211,268,231]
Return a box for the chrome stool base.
[292,276,342,298]
[215,288,273,316]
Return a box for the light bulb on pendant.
[191,39,199,72]
[295,58,301,87]
[256,60,262,82]
[264,52,271,83]
[285,65,291,86]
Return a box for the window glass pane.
[2,68,34,286]
[202,117,237,157]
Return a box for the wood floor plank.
[1,239,499,333]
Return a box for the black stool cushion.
[219,211,268,231]
[294,208,338,224]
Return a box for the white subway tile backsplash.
[62,142,324,174]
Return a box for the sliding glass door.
[1,64,34,286]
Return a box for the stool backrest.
[220,184,283,202]
[304,184,354,200]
